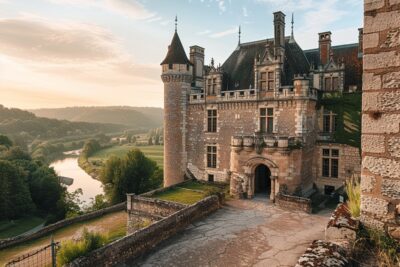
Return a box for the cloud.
[216,0,226,13]
[48,0,155,19]
[0,18,122,63]
[242,6,248,17]
[209,27,237,38]
[197,29,211,35]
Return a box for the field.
[90,145,163,167]
[0,216,45,239]
[152,181,228,205]
[0,211,127,266]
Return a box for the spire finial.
[175,15,178,32]
[291,13,294,38]
[238,25,241,45]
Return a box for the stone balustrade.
[231,134,302,152]
[219,89,257,101]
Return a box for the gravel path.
[125,197,332,267]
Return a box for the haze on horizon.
[0,0,362,109]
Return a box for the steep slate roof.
[221,37,310,90]
[161,32,192,65]
[304,43,362,90]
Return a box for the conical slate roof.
[160,32,192,65]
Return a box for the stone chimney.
[273,11,285,62]
[190,45,205,88]
[318,31,332,66]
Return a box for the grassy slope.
[0,211,126,266]
[0,217,45,239]
[90,145,164,167]
[152,181,228,205]
[320,92,361,148]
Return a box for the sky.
[0,0,363,109]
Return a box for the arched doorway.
[254,164,271,196]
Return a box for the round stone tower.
[160,30,193,187]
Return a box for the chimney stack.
[318,31,332,66]
[190,45,205,87]
[273,11,285,61]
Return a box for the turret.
[161,23,193,187]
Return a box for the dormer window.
[260,71,274,90]
[324,76,339,91]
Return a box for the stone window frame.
[259,107,274,134]
[206,144,217,169]
[321,148,340,178]
[258,69,274,91]
[322,110,337,133]
[323,73,340,91]
[206,109,217,133]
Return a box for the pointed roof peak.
[289,12,295,43]
[160,30,192,65]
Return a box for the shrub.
[345,176,361,218]
[57,228,108,265]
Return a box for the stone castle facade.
[161,11,362,201]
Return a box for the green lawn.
[90,145,163,167]
[0,211,126,266]
[152,181,228,205]
[0,216,45,239]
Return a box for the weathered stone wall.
[66,196,221,267]
[275,193,312,213]
[361,0,400,235]
[314,144,361,192]
[126,194,187,234]
[0,202,126,250]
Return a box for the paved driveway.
[126,197,331,267]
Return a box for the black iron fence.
[5,238,59,267]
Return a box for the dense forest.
[0,135,70,222]
[30,106,163,130]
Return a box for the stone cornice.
[161,73,192,83]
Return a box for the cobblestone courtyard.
[125,197,332,267]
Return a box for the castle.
[161,11,362,201]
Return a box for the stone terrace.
[123,198,331,267]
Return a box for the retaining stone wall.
[66,195,221,267]
[0,202,126,250]
[361,0,400,237]
[275,193,312,213]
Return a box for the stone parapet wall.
[275,193,312,213]
[66,195,221,267]
[361,0,400,236]
[0,202,126,250]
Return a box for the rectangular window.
[260,81,267,90]
[323,111,337,133]
[325,77,332,91]
[208,174,214,182]
[207,145,217,168]
[260,108,273,133]
[207,79,212,95]
[332,77,339,90]
[267,72,274,90]
[207,110,217,132]
[322,149,339,178]
[212,78,217,95]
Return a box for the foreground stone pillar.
[361,0,400,237]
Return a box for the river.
[50,151,104,205]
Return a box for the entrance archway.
[254,164,271,196]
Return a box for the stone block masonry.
[361,0,400,236]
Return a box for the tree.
[3,146,31,161]
[0,134,13,148]
[100,149,161,204]
[148,137,153,146]
[0,160,35,220]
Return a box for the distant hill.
[30,106,163,129]
[0,105,126,140]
